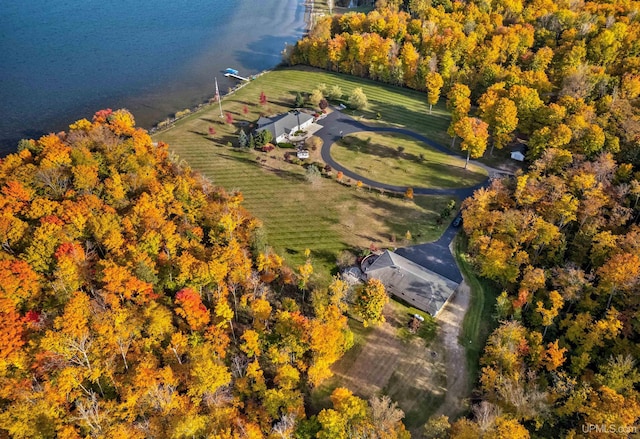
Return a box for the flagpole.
[215,77,223,118]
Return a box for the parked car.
[452,215,463,227]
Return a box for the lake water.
[0,0,306,154]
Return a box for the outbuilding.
[510,146,526,162]
[362,250,459,317]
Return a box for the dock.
[224,72,249,81]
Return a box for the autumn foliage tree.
[0,108,391,437]
[426,71,444,114]
[454,117,489,168]
[354,278,388,327]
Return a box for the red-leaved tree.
[175,288,210,331]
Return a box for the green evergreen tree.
[238,129,248,148]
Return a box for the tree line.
[290,0,640,166]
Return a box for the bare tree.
[472,401,501,432]
[368,395,405,436]
[272,413,296,438]
[74,392,103,435]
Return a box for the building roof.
[256,112,313,140]
[510,150,525,161]
[363,250,459,316]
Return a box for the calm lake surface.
[0,0,305,154]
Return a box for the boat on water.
[224,68,239,75]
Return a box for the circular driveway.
[316,109,498,200]
[314,109,502,282]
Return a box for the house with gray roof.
[362,250,459,316]
[256,112,314,143]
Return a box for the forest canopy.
[291,0,640,436]
[0,110,408,438]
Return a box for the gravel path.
[433,278,473,419]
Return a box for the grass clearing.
[454,234,500,385]
[153,67,456,284]
[391,299,438,346]
[332,132,487,189]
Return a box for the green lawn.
[332,132,488,189]
[454,235,500,386]
[152,67,457,284]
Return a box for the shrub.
[336,250,356,269]
[306,136,322,151]
[348,87,368,110]
[405,188,414,200]
[327,84,343,101]
[278,142,296,149]
[175,108,192,119]
[309,89,324,107]
[306,165,321,183]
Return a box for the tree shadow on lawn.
[200,117,227,124]
[374,99,451,127]
[270,168,308,184]
[201,135,238,146]
[383,360,447,429]
[343,135,440,164]
[336,145,485,188]
[350,193,447,240]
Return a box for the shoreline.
[150,0,320,136]
[0,0,312,155]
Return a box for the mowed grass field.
[152,66,457,283]
[333,132,487,189]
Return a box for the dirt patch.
[329,303,447,433]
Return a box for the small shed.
[510,146,526,162]
[297,150,310,159]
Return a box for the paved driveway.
[315,110,494,282]
[395,223,462,283]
